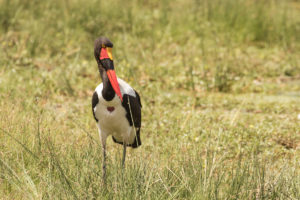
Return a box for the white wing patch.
[95,83,103,94]
[118,78,136,97]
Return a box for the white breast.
[94,78,136,144]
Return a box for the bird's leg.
[122,143,126,168]
[102,143,107,183]
[99,130,107,184]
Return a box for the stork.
[91,37,142,181]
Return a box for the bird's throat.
[100,68,116,101]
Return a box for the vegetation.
[0,0,300,199]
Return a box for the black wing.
[92,91,99,122]
[113,90,142,148]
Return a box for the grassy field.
[1,0,300,199]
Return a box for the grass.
[0,0,300,199]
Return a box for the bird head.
[94,37,123,101]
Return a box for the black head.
[93,37,123,101]
[94,37,113,66]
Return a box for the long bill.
[100,47,123,102]
[106,69,123,102]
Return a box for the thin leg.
[122,143,126,168]
[98,127,107,184]
[102,144,107,183]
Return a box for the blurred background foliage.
[1,0,299,94]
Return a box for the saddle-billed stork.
[91,37,142,180]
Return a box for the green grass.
[1,0,300,199]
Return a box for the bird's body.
[91,37,142,182]
[92,78,141,147]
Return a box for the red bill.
[106,69,123,101]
